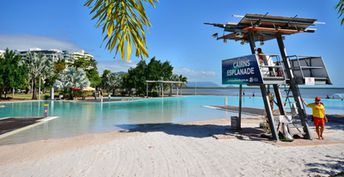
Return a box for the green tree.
[121,57,176,96]
[178,74,187,88]
[100,69,111,89]
[161,61,173,79]
[87,68,101,88]
[24,52,53,100]
[161,61,173,91]
[84,0,158,61]
[73,57,101,88]
[146,58,173,94]
[41,58,66,99]
[106,72,122,96]
[0,49,28,99]
[147,57,161,80]
[127,60,147,95]
[337,0,344,25]
[54,67,90,99]
[170,74,187,95]
[120,73,131,95]
[54,58,67,74]
[72,57,92,69]
[146,57,161,91]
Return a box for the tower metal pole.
[273,84,286,115]
[276,34,311,139]
[248,32,279,140]
[238,84,242,130]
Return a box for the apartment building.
[17,48,94,63]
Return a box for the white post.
[50,87,54,100]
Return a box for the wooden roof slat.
[242,26,300,34]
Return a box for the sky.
[0,0,343,87]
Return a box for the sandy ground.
[0,117,343,177]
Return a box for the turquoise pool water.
[0,96,343,144]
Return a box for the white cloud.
[97,60,137,74]
[0,35,81,51]
[174,67,216,80]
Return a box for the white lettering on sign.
[226,59,254,76]
[227,67,255,76]
[233,60,250,68]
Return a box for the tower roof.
[205,14,318,42]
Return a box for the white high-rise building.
[18,48,64,62]
[63,50,94,64]
[17,49,94,63]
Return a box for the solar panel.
[205,13,318,42]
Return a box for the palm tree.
[171,74,187,95]
[84,0,158,61]
[178,74,187,86]
[54,67,90,99]
[106,72,122,96]
[25,52,53,100]
[0,49,27,99]
[336,0,344,25]
[100,69,111,90]
[178,74,187,95]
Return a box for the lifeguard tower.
[206,14,332,140]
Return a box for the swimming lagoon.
[0,96,343,144]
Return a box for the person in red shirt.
[302,96,328,140]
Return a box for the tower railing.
[286,55,332,85]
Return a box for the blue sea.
[180,87,344,99]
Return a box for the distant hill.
[116,71,127,75]
[186,82,220,87]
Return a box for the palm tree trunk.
[32,78,37,100]
[70,90,74,100]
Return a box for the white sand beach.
[0,117,343,177]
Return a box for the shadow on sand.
[326,115,344,131]
[304,155,344,176]
[116,123,267,140]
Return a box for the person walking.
[302,96,328,140]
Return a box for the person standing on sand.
[302,96,328,140]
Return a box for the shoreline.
[0,116,343,176]
[0,113,343,145]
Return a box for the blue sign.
[222,55,263,84]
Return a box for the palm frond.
[336,0,344,25]
[85,0,158,61]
